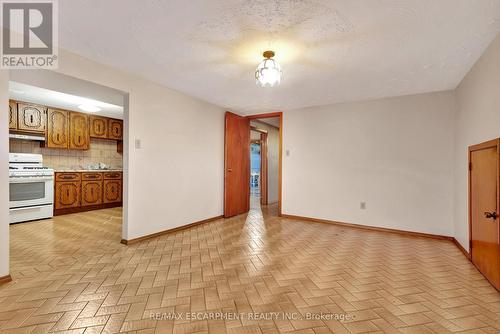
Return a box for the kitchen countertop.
[55,169,123,173]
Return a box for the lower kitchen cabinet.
[103,180,122,203]
[81,181,103,206]
[54,171,122,215]
[55,181,81,210]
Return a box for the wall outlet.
[135,139,141,149]
[360,202,366,210]
[286,149,290,156]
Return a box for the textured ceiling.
[59,0,500,114]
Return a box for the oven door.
[9,176,54,209]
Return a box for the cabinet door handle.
[66,189,69,197]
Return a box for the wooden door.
[108,119,123,140]
[90,116,108,138]
[47,109,69,148]
[260,133,268,205]
[9,100,17,130]
[55,182,81,209]
[17,103,47,133]
[103,180,122,203]
[469,138,500,290]
[69,112,90,150]
[224,112,250,217]
[81,181,103,206]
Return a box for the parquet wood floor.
[1,201,499,333]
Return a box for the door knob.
[484,212,498,220]
[227,168,233,172]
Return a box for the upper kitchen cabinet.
[69,112,90,150]
[90,115,108,139]
[16,102,47,133]
[8,100,17,130]
[47,109,69,149]
[108,119,123,140]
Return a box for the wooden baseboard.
[54,202,122,216]
[121,215,224,245]
[281,214,454,241]
[0,275,12,285]
[453,238,471,260]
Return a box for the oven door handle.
[9,176,54,183]
[10,205,52,211]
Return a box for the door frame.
[468,138,500,262]
[260,132,268,206]
[247,112,282,216]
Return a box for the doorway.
[469,138,500,291]
[224,112,282,218]
[250,127,268,206]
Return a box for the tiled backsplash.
[9,138,123,170]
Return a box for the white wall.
[454,34,500,251]
[251,121,280,203]
[0,70,9,277]
[283,91,456,236]
[49,50,225,240]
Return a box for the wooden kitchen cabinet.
[9,99,124,151]
[69,112,90,150]
[55,181,81,210]
[81,180,103,206]
[108,119,123,140]
[103,179,122,203]
[17,102,47,133]
[103,171,122,180]
[47,109,69,148]
[82,172,104,208]
[90,115,108,138]
[9,100,17,130]
[54,171,122,215]
[55,172,81,182]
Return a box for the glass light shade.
[255,58,282,87]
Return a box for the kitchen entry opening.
[8,70,129,248]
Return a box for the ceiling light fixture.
[78,104,101,112]
[255,50,282,87]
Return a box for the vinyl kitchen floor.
[1,205,499,333]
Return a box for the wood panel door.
[9,100,17,130]
[224,112,250,217]
[90,116,108,138]
[17,103,47,133]
[103,180,122,203]
[108,119,123,140]
[81,181,103,206]
[69,112,90,150]
[55,182,81,209]
[469,138,500,291]
[47,109,69,148]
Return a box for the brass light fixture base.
[263,50,275,59]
